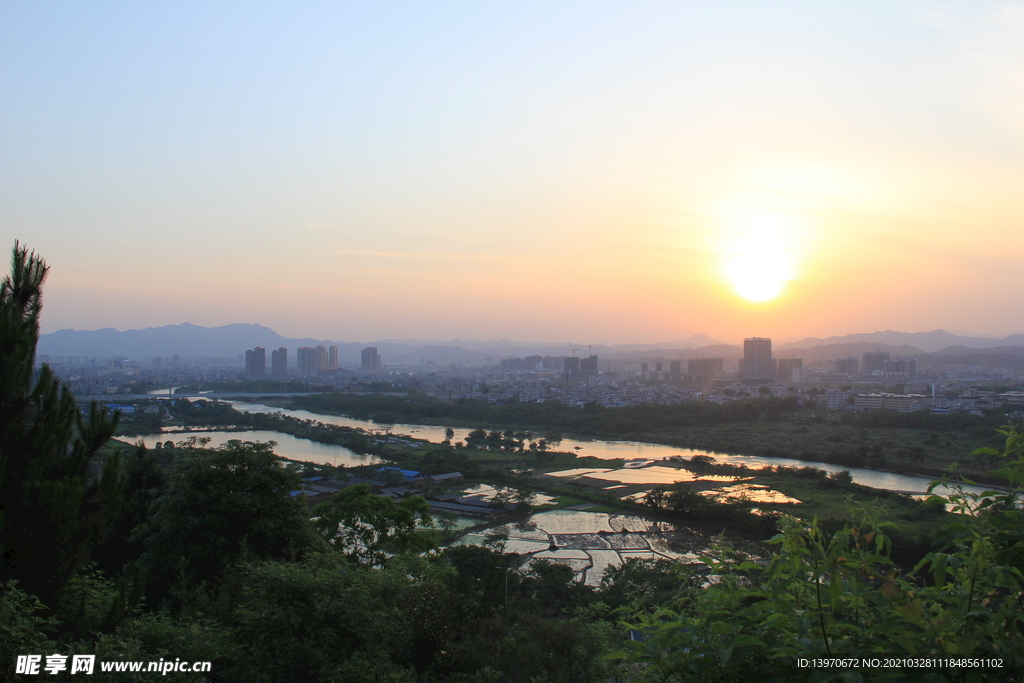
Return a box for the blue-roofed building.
[376,467,427,483]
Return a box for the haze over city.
[4,2,1024,343]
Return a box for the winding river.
[132,399,998,498]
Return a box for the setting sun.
[717,210,803,303]
[722,236,792,302]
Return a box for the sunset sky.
[3,1,1024,344]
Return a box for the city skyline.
[4,2,1024,342]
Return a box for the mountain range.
[778,330,1024,354]
[36,323,1024,367]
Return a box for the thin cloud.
[328,249,508,263]
[306,223,344,227]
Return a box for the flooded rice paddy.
[454,510,707,586]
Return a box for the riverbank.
[108,415,958,571]
[287,393,1009,485]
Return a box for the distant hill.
[934,345,1024,357]
[919,346,1024,371]
[38,323,298,359]
[39,322,1024,368]
[776,342,926,364]
[778,330,1024,354]
[35,323,728,365]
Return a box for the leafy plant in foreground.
[611,426,1024,682]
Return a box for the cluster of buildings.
[243,345,384,378]
[497,353,600,379]
[816,386,1024,414]
[736,339,918,384]
[834,351,917,377]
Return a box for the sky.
[3,1,1024,344]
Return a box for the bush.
[613,425,1024,681]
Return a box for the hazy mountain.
[38,323,295,359]
[922,348,1024,371]
[387,345,491,365]
[36,323,728,363]
[601,334,726,351]
[777,342,926,363]
[41,322,1022,367]
[934,345,1024,356]
[778,330,1024,354]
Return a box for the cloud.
[327,249,507,263]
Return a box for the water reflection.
[453,510,709,585]
[129,430,379,468]
[546,466,742,485]
[225,402,991,497]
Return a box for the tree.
[0,243,122,603]
[436,509,459,540]
[139,439,316,594]
[613,429,1024,680]
[490,486,514,505]
[313,484,434,566]
[513,487,538,511]
[93,443,166,575]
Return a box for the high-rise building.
[742,337,773,383]
[777,358,803,381]
[297,347,317,376]
[328,346,338,370]
[580,355,598,375]
[361,346,382,372]
[688,357,724,378]
[314,345,329,373]
[862,351,890,374]
[271,347,288,377]
[883,357,918,377]
[836,356,859,374]
[542,356,564,370]
[670,360,682,375]
[244,346,266,378]
[564,356,580,378]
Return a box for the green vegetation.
[650,458,945,569]
[1,244,123,606]
[6,245,1023,681]
[612,431,1024,681]
[313,483,435,566]
[293,392,1012,481]
[0,245,620,681]
[137,438,320,604]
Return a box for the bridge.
[72,392,322,403]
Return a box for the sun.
[717,211,801,303]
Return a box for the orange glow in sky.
[3,2,1024,343]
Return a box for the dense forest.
[4,246,1023,681]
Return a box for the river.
[131,429,379,468]
[165,401,991,498]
